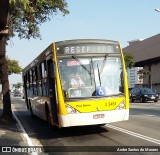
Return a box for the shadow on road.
[14,110,109,141]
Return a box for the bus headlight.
[65,105,79,114]
[116,99,125,110]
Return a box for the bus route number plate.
[93,114,105,119]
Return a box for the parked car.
[130,87,159,103]
[13,91,21,97]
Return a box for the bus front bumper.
[59,109,129,127]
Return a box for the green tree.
[0,56,22,82]
[138,69,151,87]
[138,69,151,79]
[7,56,22,75]
[0,0,69,122]
[9,0,69,39]
[0,56,22,118]
[123,52,135,69]
[12,82,22,89]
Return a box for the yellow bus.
[22,39,129,128]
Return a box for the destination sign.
[57,44,120,54]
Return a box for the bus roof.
[55,39,119,46]
[22,39,120,74]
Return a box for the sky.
[7,0,160,85]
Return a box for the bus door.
[47,59,58,125]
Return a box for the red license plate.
[93,114,105,119]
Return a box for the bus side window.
[37,62,44,96]
[26,71,30,96]
[30,70,33,96]
[41,61,47,96]
[42,61,47,78]
[32,67,38,96]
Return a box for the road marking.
[105,124,160,145]
[12,105,38,155]
[147,115,155,117]
[139,113,155,117]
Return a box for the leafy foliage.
[7,56,22,75]
[9,0,69,39]
[12,82,22,89]
[0,57,22,83]
[123,52,135,69]
[0,0,69,120]
[138,69,151,79]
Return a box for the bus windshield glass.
[59,56,123,98]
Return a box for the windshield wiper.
[95,54,108,87]
[97,63,101,87]
[99,54,108,73]
[72,55,91,75]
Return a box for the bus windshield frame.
[58,54,124,99]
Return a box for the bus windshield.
[58,56,123,98]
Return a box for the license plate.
[93,114,105,119]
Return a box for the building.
[127,67,143,89]
[123,34,160,91]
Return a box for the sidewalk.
[0,101,28,154]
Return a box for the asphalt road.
[11,97,160,155]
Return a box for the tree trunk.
[0,36,13,121]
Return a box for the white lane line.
[12,106,38,155]
[105,124,160,145]
[139,113,155,117]
[147,115,155,117]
